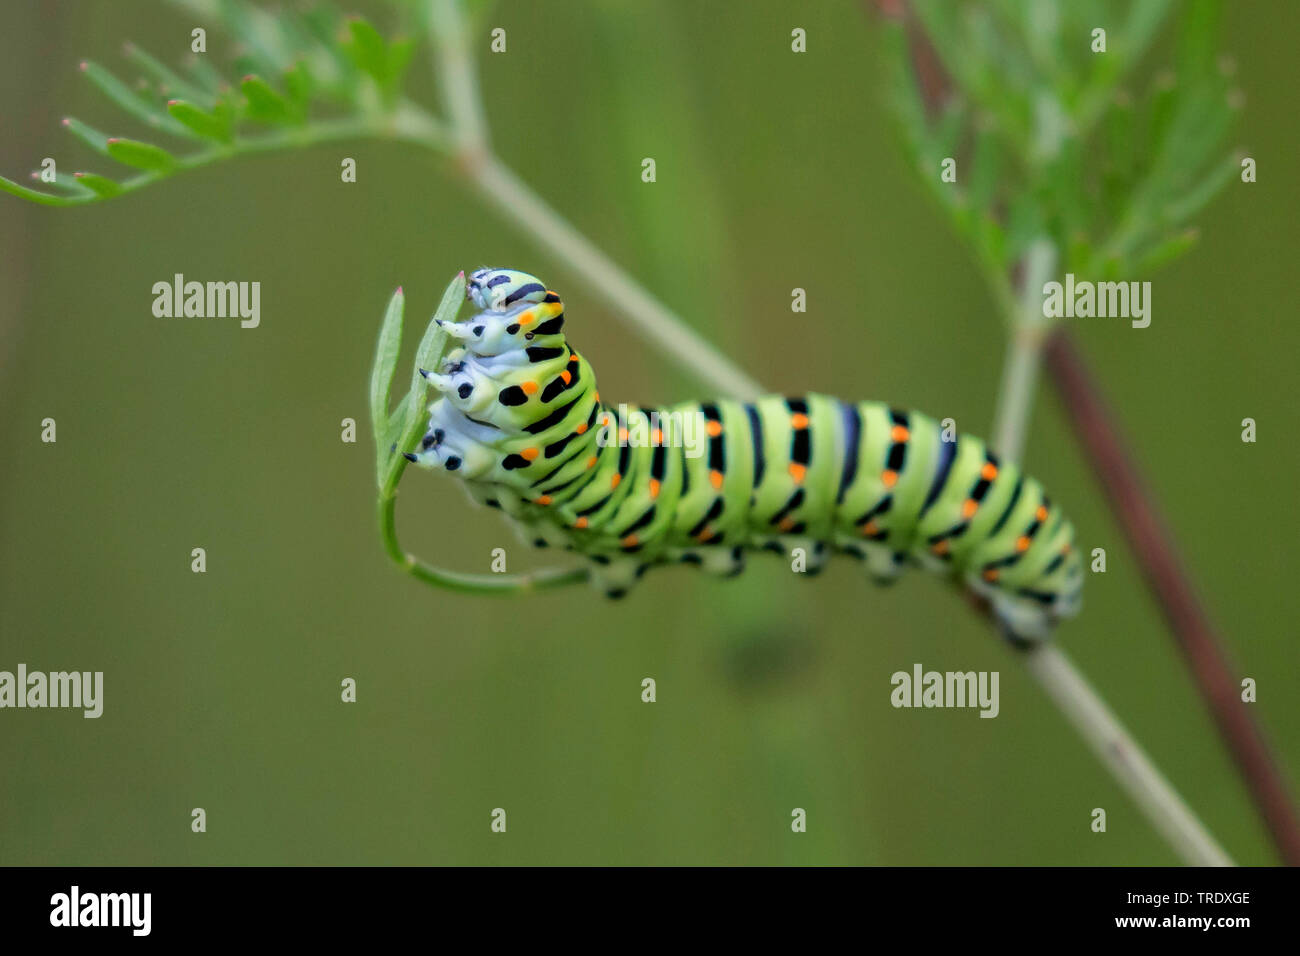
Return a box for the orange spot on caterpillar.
[1016,536,1031,552]
[861,520,880,536]
[778,517,797,533]
[790,412,809,430]
[890,425,910,442]
[1035,505,1048,522]
[961,499,978,519]
[981,462,999,481]
[649,479,660,499]
[560,370,572,384]
[695,527,715,543]
[575,422,588,435]
[517,311,535,326]
[881,469,898,488]
[535,495,552,506]
[611,474,622,489]
[593,391,600,402]
[709,470,724,490]
[706,420,723,438]
[574,517,588,529]
[621,533,639,548]
[586,456,598,469]
[983,568,999,582]
[932,540,950,556]
[788,462,807,484]
[521,381,539,395]
[651,429,663,445]
[618,428,629,442]
[521,447,539,461]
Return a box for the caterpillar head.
[466,268,548,312]
[441,268,557,357]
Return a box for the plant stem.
[985,246,1232,865]
[990,240,1054,459]
[425,0,763,402]
[874,0,1244,865]
[1023,644,1233,865]
[1045,329,1300,864]
[378,491,589,594]
[469,155,764,400]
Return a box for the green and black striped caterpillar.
[407,268,1083,641]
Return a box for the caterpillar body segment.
[407,268,1084,641]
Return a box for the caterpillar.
[406,268,1083,642]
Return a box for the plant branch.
[877,0,1247,866]
[467,155,764,400]
[1045,329,1300,865]
[1023,643,1233,865]
[990,240,1055,459]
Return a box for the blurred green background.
[1,0,1297,865]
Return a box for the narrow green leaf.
[166,99,234,142]
[105,137,177,172]
[240,74,297,124]
[392,273,466,470]
[60,117,112,155]
[1135,228,1200,273]
[0,173,80,205]
[371,287,405,482]
[184,52,227,93]
[282,60,313,110]
[33,169,93,197]
[1164,151,1240,223]
[72,172,122,197]
[343,17,388,83]
[79,60,193,138]
[122,41,211,105]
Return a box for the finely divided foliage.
[885,0,1239,299]
[0,0,425,206]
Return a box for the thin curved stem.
[1023,644,1233,866]
[378,491,589,594]
[1,103,446,207]
[469,155,764,400]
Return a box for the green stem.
[0,103,446,207]
[378,490,589,594]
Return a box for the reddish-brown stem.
[873,0,1300,865]
[1045,330,1300,864]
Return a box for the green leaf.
[381,273,466,488]
[60,117,112,155]
[166,99,234,143]
[239,74,298,124]
[122,41,211,105]
[342,17,413,103]
[1134,228,1200,272]
[370,287,405,483]
[32,169,93,197]
[105,137,177,172]
[78,60,193,139]
[343,18,388,82]
[72,172,122,197]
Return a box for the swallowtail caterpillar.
[405,268,1082,641]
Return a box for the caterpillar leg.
[586,554,645,599]
[842,539,906,585]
